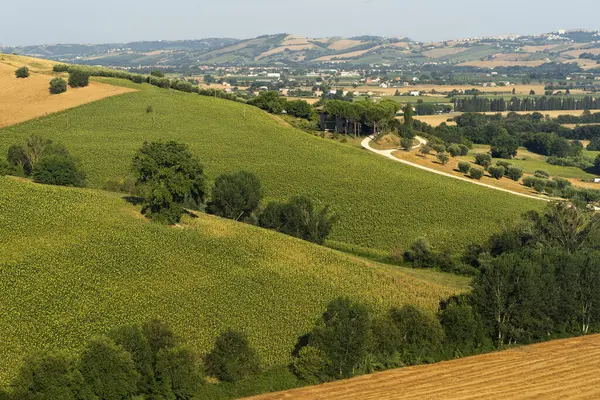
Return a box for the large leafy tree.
[207,170,262,221]
[132,141,207,224]
[206,329,260,383]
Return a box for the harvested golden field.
[314,46,381,61]
[343,84,546,96]
[563,58,600,70]
[416,110,589,127]
[250,334,600,400]
[0,53,56,73]
[492,53,535,61]
[458,59,547,68]
[0,56,135,128]
[257,44,316,59]
[281,35,312,46]
[422,47,467,58]
[327,39,364,51]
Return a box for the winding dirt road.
[362,136,548,202]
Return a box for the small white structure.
[379,83,389,88]
[410,91,420,96]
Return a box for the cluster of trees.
[0,320,262,399]
[247,92,314,119]
[132,141,336,244]
[555,111,600,124]
[322,99,400,137]
[414,101,452,116]
[1,135,85,187]
[579,53,600,61]
[49,77,67,94]
[453,96,600,113]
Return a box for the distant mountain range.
[2,30,600,70]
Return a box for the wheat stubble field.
[0,57,135,128]
[250,334,600,400]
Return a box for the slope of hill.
[5,30,600,68]
[0,54,135,128]
[0,81,542,258]
[0,176,469,385]
[250,334,600,400]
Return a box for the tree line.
[453,95,600,113]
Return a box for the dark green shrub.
[447,144,462,157]
[506,165,523,181]
[15,66,30,78]
[32,154,86,187]
[458,144,469,156]
[496,160,512,169]
[474,153,492,167]
[469,167,484,180]
[0,160,15,176]
[68,70,89,88]
[155,346,203,398]
[206,330,260,383]
[534,169,550,178]
[7,144,30,174]
[458,161,471,174]
[49,77,67,94]
[534,180,547,193]
[552,177,572,190]
[431,143,446,153]
[488,165,505,180]
[291,346,330,384]
[388,305,444,364]
[207,171,262,221]
[420,144,432,155]
[403,237,435,268]
[400,137,413,151]
[436,151,450,165]
[131,74,144,84]
[79,337,139,400]
[11,350,85,400]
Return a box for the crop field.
[415,110,590,127]
[250,334,600,400]
[458,59,547,68]
[343,84,547,96]
[0,83,541,258]
[0,58,135,128]
[0,176,470,385]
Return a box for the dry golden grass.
[0,53,56,73]
[0,59,135,128]
[521,44,563,53]
[327,39,364,51]
[257,44,316,59]
[415,110,588,127]
[458,59,547,68]
[563,58,600,70]
[250,334,600,400]
[281,35,312,46]
[492,53,535,61]
[287,97,319,104]
[343,84,546,96]
[314,46,381,61]
[561,48,600,58]
[422,47,468,58]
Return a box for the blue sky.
[2,0,599,46]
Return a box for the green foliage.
[285,100,313,119]
[431,143,446,153]
[248,91,286,114]
[447,144,462,157]
[132,141,207,224]
[388,305,444,364]
[488,165,505,180]
[49,77,67,94]
[11,351,85,400]
[436,151,450,165]
[151,70,165,78]
[207,330,260,383]
[506,165,524,181]
[0,160,14,176]
[474,153,492,167]
[439,300,483,356]
[419,144,432,155]
[309,297,372,379]
[32,154,86,187]
[155,346,203,399]
[469,167,484,180]
[79,336,140,400]
[458,161,471,174]
[400,137,413,151]
[68,70,89,88]
[291,346,331,385]
[259,196,337,245]
[490,134,518,159]
[207,171,262,221]
[534,169,550,178]
[15,66,30,78]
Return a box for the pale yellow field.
[492,53,535,61]
[341,84,546,96]
[0,58,135,128]
[257,44,316,59]
[415,110,589,127]
[249,334,600,400]
[286,97,319,104]
[281,35,312,46]
[422,47,468,58]
[521,44,563,53]
[563,58,600,70]
[314,46,381,61]
[327,39,364,51]
[561,48,600,58]
[458,59,547,68]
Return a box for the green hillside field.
[0,176,469,385]
[0,80,542,258]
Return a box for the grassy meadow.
[0,176,471,385]
[0,80,542,258]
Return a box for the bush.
[151,70,164,77]
[458,144,469,156]
[496,160,512,169]
[436,151,450,165]
[469,167,484,180]
[523,176,546,188]
[155,346,203,398]
[400,137,413,151]
[474,153,492,167]
[432,143,446,153]
[447,144,462,157]
[206,329,260,383]
[0,160,15,176]
[49,77,67,94]
[291,346,330,384]
[533,180,547,193]
[458,161,471,174]
[552,177,572,190]
[506,165,524,181]
[420,144,432,155]
[259,197,337,245]
[488,165,505,180]
[207,171,262,221]
[15,66,30,78]
[32,154,86,187]
[534,169,550,178]
[68,70,89,88]
[403,238,435,268]
[131,74,145,84]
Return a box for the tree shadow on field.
[123,195,144,206]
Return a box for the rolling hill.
[0,176,469,385]
[0,78,542,259]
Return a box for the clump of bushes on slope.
[207,171,262,222]
[49,77,67,94]
[15,66,29,78]
[4,135,85,187]
[68,70,89,88]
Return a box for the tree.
[400,137,413,151]
[530,90,536,95]
[32,154,86,187]
[439,299,482,356]
[388,305,444,364]
[204,74,215,84]
[11,350,86,400]
[458,161,471,174]
[15,66,30,78]
[469,167,484,180]
[488,165,505,180]
[447,144,462,157]
[286,100,313,119]
[155,346,203,399]
[403,237,435,268]
[206,330,260,383]
[420,144,432,156]
[436,151,450,165]
[68,70,89,88]
[309,297,372,379]
[207,171,262,221]
[49,77,67,94]
[7,144,30,175]
[474,153,492,167]
[506,165,524,181]
[132,141,207,224]
[151,70,165,78]
[247,91,286,114]
[79,336,140,400]
[403,103,414,132]
[490,134,518,159]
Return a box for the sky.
[2,0,600,46]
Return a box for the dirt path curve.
[362,136,549,202]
